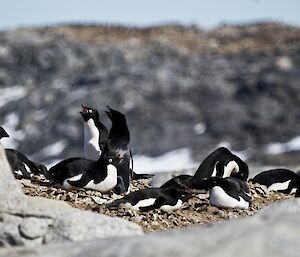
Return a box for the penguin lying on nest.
[207,177,252,209]
[0,126,47,179]
[250,168,300,196]
[159,147,249,193]
[106,187,192,212]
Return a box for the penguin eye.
[88,109,93,113]
[109,158,112,163]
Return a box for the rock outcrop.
[1,197,300,257]
[0,23,299,165]
[0,144,142,247]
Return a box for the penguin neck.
[109,123,130,143]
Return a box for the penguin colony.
[0,105,299,215]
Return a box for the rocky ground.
[20,175,292,233]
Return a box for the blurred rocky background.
[0,23,299,168]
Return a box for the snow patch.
[194,123,206,135]
[133,148,198,173]
[30,140,67,164]
[0,86,27,108]
[39,140,67,157]
[265,135,300,155]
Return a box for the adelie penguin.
[80,105,152,182]
[80,104,109,160]
[106,187,192,212]
[251,169,300,196]
[207,177,252,209]
[160,147,249,192]
[0,126,47,179]
[190,147,249,186]
[48,152,118,193]
[102,106,132,194]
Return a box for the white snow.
[39,140,67,157]
[265,135,300,155]
[43,158,62,169]
[133,148,198,173]
[193,123,206,135]
[0,86,27,108]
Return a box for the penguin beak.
[3,131,9,138]
[80,104,89,115]
[105,107,113,119]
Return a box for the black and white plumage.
[190,147,249,185]
[0,126,47,179]
[160,148,249,192]
[81,105,153,182]
[106,188,192,212]
[103,107,132,194]
[251,169,300,195]
[5,149,47,179]
[207,177,252,209]
[160,175,193,190]
[48,155,118,193]
[80,104,108,160]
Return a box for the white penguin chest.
[268,180,291,192]
[85,164,118,192]
[62,165,118,193]
[125,198,157,211]
[160,200,183,212]
[84,119,101,160]
[209,186,249,209]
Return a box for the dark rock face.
[0,23,299,165]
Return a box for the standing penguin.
[207,177,252,209]
[103,107,132,194]
[251,169,300,195]
[80,104,108,160]
[190,147,249,186]
[0,126,47,179]
[106,187,192,212]
[80,105,152,181]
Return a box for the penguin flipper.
[139,197,166,212]
[239,191,252,203]
[113,176,126,195]
[18,163,32,179]
[67,173,91,187]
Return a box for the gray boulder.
[1,198,299,257]
[0,144,142,247]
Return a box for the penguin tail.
[295,188,300,197]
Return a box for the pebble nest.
[20,176,292,233]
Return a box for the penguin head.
[0,127,9,139]
[80,104,100,123]
[34,163,48,176]
[168,188,192,201]
[105,106,126,125]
